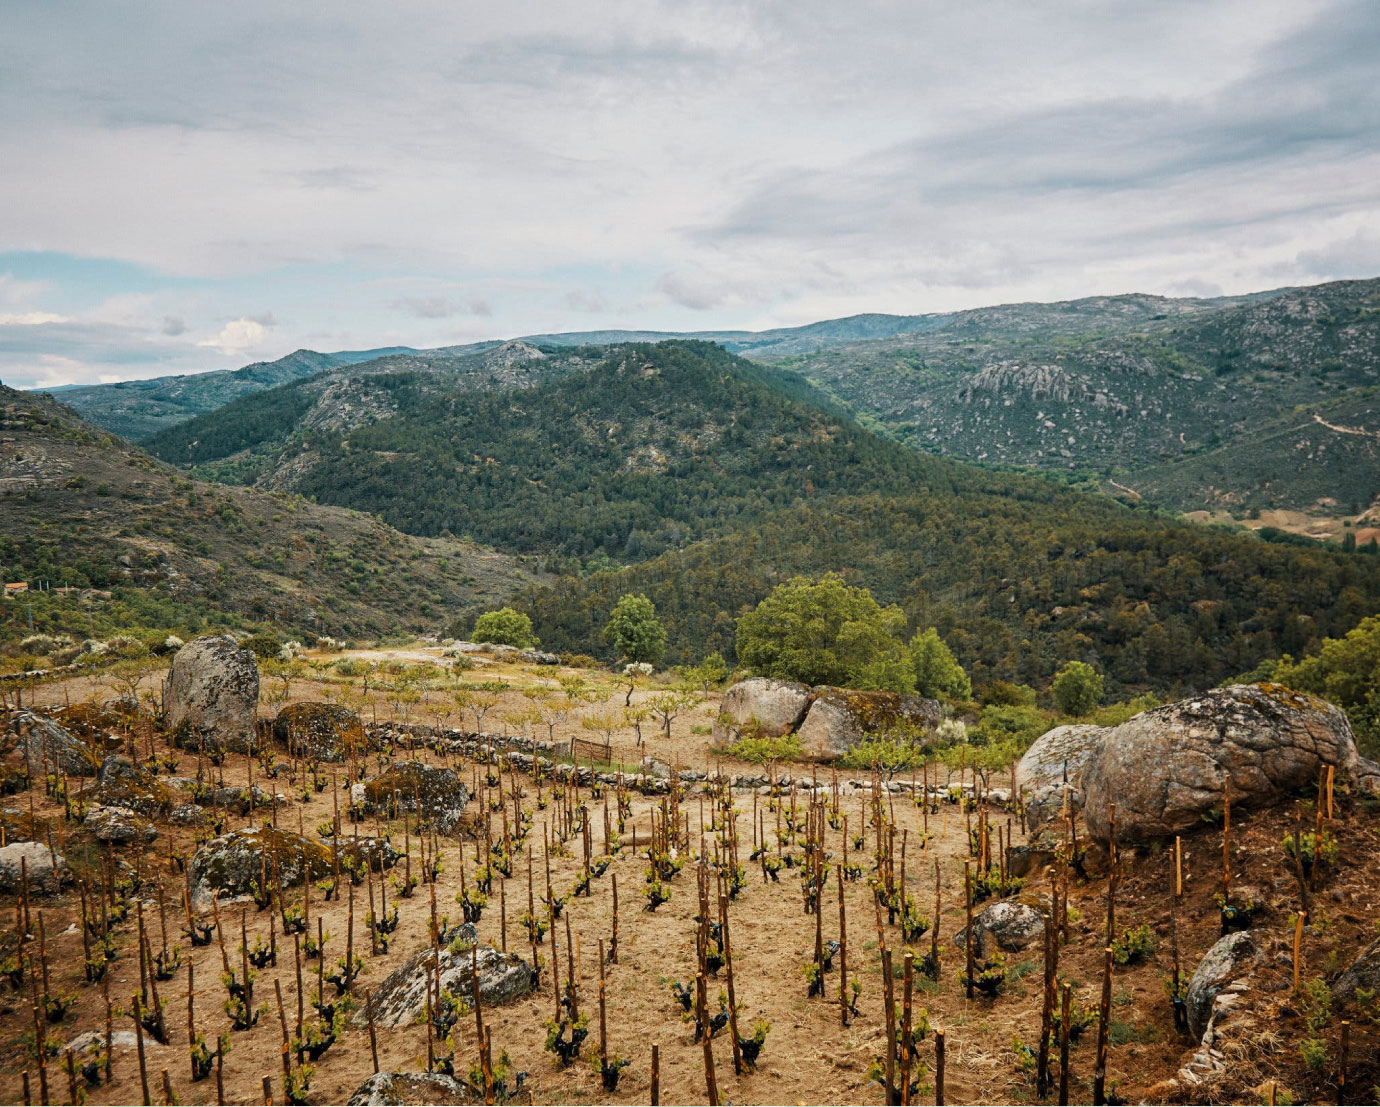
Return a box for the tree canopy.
[735,575,905,687]
[603,593,667,666]
[471,607,536,648]
[1051,661,1104,716]
[1263,614,1380,758]
[908,627,971,700]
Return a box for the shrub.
[242,633,281,661]
[1052,661,1104,716]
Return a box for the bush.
[242,633,281,661]
[472,607,536,648]
[603,594,666,666]
[723,730,803,766]
[909,628,971,700]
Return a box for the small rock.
[0,841,69,893]
[1186,930,1259,1040]
[955,900,1046,959]
[347,1072,475,1105]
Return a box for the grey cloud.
[161,315,185,335]
[389,297,492,319]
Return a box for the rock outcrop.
[347,1072,476,1105]
[166,636,260,754]
[79,756,174,817]
[1333,935,1380,1006]
[357,761,471,835]
[795,687,942,759]
[9,711,100,776]
[190,826,398,898]
[1185,929,1259,1041]
[1014,724,1106,833]
[273,702,368,762]
[85,805,157,843]
[0,841,69,892]
[361,923,534,1029]
[1083,684,1373,844]
[714,678,811,740]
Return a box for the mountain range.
[45,277,1380,533]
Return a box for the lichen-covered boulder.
[78,756,174,817]
[358,761,471,835]
[46,703,127,754]
[1083,684,1369,845]
[85,805,157,844]
[713,678,811,740]
[1186,930,1259,1040]
[954,900,1046,959]
[518,649,560,666]
[204,783,279,816]
[360,924,534,1029]
[8,711,100,777]
[190,826,398,898]
[166,636,259,754]
[347,1072,475,1105]
[795,687,942,759]
[0,841,69,893]
[272,702,368,762]
[1332,935,1380,1007]
[1015,724,1107,833]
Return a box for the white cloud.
[197,316,270,354]
[0,311,72,325]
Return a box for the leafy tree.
[735,575,905,687]
[684,651,728,693]
[1267,614,1380,757]
[603,594,666,666]
[1051,661,1104,716]
[242,632,280,661]
[853,649,915,694]
[908,628,971,700]
[648,687,700,742]
[472,607,535,648]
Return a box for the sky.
[2,0,1379,389]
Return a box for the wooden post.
[1093,945,1112,1106]
[1293,910,1306,993]
[702,1026,719,1107]
[963,862,974,1000]
[132,995,151,1106]
[1037,903,1054,1096]
[366,990,379,1074]
[650,1044,660,1105]
[934,1028,945,1106]
[1059,982,1072,1106]
[838,862,849,1027]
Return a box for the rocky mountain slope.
[0,384,540,642]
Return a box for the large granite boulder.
[954,899,1047,960]
[8,711,100,777]
[0,841,69,893]
[714,678,811,740]
[1185,930,1259,1040]
[357,761,471,835]
[360,923,534,1029]
[166,636,259,754]
[347,1073,475,1105]
[78,756,174,817]
[1015,724,1107,833]
[190,826,398,898]
[1083,684,1372,845]
[795,687,942,759]
[273,702,368,762]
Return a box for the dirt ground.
[2,655,1378,1105]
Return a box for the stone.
[8,711,100,776]
[358,761,472,835]
[1014,724,1107,833]
[169,803,206,826]
[272,702,369,762]
[1083,684,1370,845]
[1186,930,1259,1040]
[79,756,174,817]
[360,923,534,1029]
[954,900,1046,959]
[347,1072,476,1106]
[166,635,260,754]
[795,687,942,759]
[84,805,157,844]
[518,649,560,666]
[1332,935,1380,1006]
[713,678,811,740]
[0,840,69,892]
[190,826,398,898]
[206,783,278,815]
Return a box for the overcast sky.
[2,0,1379,388]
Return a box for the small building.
[3,582,29,598]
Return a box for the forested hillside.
[123,338,1380,695]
